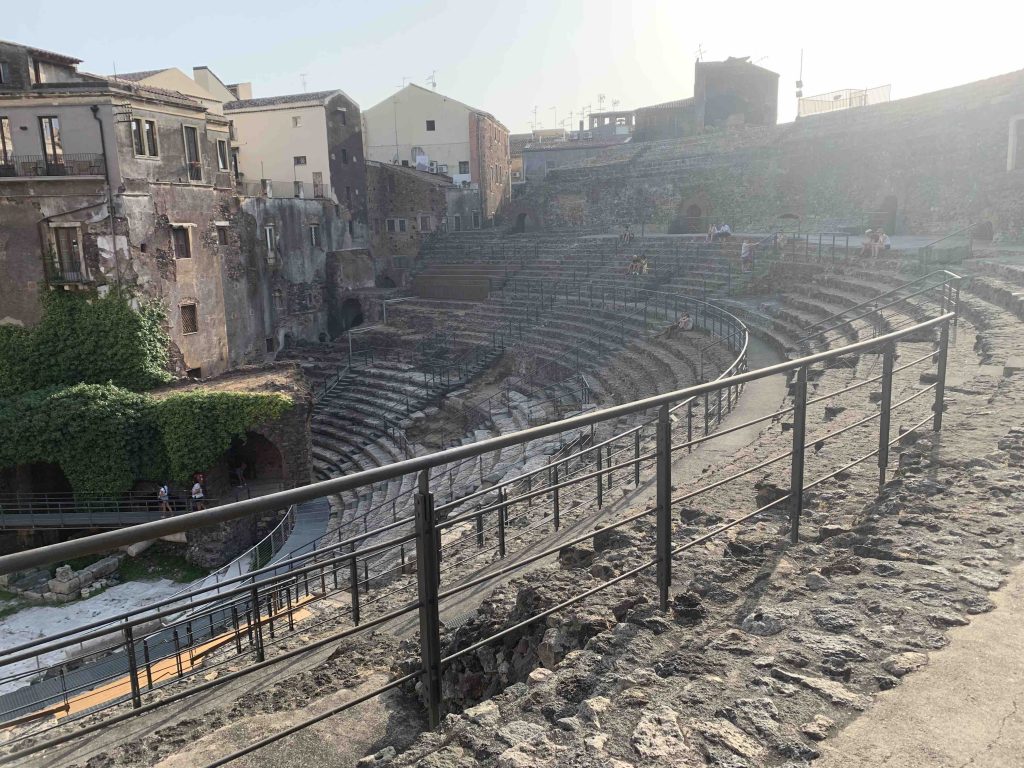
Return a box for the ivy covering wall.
[0,292,172,397]
[0,293,293,494]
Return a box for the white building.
[362,84,510,221]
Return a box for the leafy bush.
[0,385,291,494]
[0,292,172,397]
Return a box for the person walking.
[191,473,206,511]
[157,481,172,517]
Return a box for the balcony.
[235,178,329,200]
[0,153,105,178]
[49,267,91,285]
[186,161,203,182]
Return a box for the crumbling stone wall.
[525,69,1024,238]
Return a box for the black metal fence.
[0,154,105,178]
[0,265,959,764]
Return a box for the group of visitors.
[706,223,733,242]
[627,253,650,276]
[156,472,209,516]
[859,229,892,258]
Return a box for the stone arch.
[329,296,364,337]
[668,200,707,234]
[503,201,543,233]
[0,462,73,496]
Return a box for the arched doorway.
[515,212,528,233]
[330,296,365,337]
[215,431,286,499]
[669,203,704,234]
[0,462,73,496]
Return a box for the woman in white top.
[191,478,205,510]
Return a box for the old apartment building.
[0,40,371,376]
[362,84,510,222]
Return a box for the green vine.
[0,291,172,398]
[0,385,292,495]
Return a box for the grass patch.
[119,542,209,583]
[0,589,27,620]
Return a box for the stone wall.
[469,112,511,222]
[521,69,1024,239]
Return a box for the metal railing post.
[933,319,950,432]
[596,447,603,508]
[414,469,442,728]
[655,405,672,611]
[789,366,808,543]
[497,488,507,557]
[634,429,641,486]
[250,586,264,662]
[552,465,560,530]
[349,542,360,626]
[877,343,895,494]
[124,623,142,709]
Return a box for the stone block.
[84,555,122,579]
[53,565,75,582]
[43,591,74,604]
[1003,357,1024,377]
[48,575,81,596]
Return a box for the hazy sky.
[9,0,1022,132]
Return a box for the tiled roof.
[224,90,340,110]
[109,69,167,82]
[0,40,81,65]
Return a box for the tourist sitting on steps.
[878,230,891,251]
[717,223,732,239]
[859,229,876,257]
[665,312,694,339]
[627,254,641,275]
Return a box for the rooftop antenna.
[612,99,620,110]
[597,93,606,111]
[531,105,538,130]
[549,106,557,129]
[300,73,308,93]
[426,70,437,89]
[695,43,706,62]
[397,76,411,89]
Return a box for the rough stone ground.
[10,268,1024,768]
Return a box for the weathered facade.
[225,90,369,249]
[363,84,510,223]
[0,40,239,376]
[634,56,779,142]
[365,160,482,283]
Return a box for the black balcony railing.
[0,153,105,178]
[186,161,203,181]
[49,268,90,284]
[235,178,328,200]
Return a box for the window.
[0,62,8,84]
[172,226,192,259]
[386,219,396,233]
[0,117,11,164]
[473,211,481,229]
[312,171,324,198]
[401,160,409,167]
[52,226,82,278]
[217,140,229,171]
[294,155,307,166]
[180,304,198,335]
[309,223,321,247]
[458,160,469,175]
[131,119,159,157]
[398,219,407,233]
[292,116,302,128]
[265,225,277,251]
[144,120,159,156]
[182,125,201,180]
[272,289,284,311]
[294,180,304,198]
[420,215,431,232]
[339,110,347,126]
[348,220,354,237]
[216,226,229,245]
[453,214,462,232]
[425,120,435,131]
[265,337,275,353]
[32,59,43,85]
[341,148,348,164]
[39,117,62,163]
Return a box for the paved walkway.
[816,562,1024,768]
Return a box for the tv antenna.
[695,43,706,62]
[531,105,538,130]
[426,70,437,89]
[300,73,308,93]
[795,49,804,99]
[397,76,411,89]
[597,93,606,111]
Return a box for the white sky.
[9,0,1024,132]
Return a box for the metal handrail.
[797,269,961,341]
[0,312,945,577]
[0,307,954,759]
